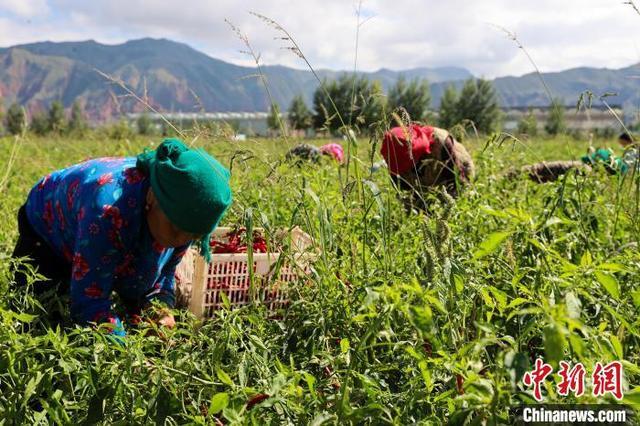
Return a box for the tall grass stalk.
[225,19,290,142]
[0,136,21,194]
[250,12,365,196]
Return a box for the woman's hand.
[142,305,176,330]
[157,312,175,328]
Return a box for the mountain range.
[0,38,638,121]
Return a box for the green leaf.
[479,288,495,308]
[597,263,627,272]
[409,305,433,333]
[504,351,530,384]
[622,387,640,409]
[595,271,620,301]
[12,312,36,322]
[303,372,316,397]
[505,208,532,222]
[473,231,511,260]
[22,372,43,409]
[340,338,350,354]
[580,251,593,267]
[560,261,579,275]
[564,292,581,319]
[418,360,432,391]
[506,298,530,310]
[424,294,447,315]
[488,286,508,311]
[568,334,585,358]
[543,324,566,366]
[453,275,464,293]
[310,412,335,426]
[480,206,510,219]
[216,368,234,387]
[465,378,494,403]
[631,290,640,309]
[208,392,229,415]
[220,291,231,310]
[610,335,624,359]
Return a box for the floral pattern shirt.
[25,157,189,335]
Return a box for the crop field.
[1,133,639,424]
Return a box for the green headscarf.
[136,138,232,261]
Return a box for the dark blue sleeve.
[146,244,190,308]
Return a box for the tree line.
[274,75,504,137]
[275,75,572,138]
[1,75,570,138]
[2,100,88,136]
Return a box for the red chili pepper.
[323,366,333,377]
[323,366,341,390]
[456,374,465,394]
[246,393,269,409]
[422,340,433,358]
[210,228,271,254]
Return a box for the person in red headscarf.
[380,124,475,210]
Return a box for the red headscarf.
[381,124,435,176]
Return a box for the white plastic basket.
[175,226,315,318]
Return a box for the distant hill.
[0,38,471,121]
[431,65,640,109]
[1,38,638,122]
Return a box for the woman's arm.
[145,244,190,308]
[142,244,190,329]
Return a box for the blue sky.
[1,0,639,78]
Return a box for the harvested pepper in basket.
[210,228,269,253]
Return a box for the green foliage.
[517,109,538,137]
[312,74,385,135]
[545,100,566,136]
[68,101,87,135]
[136,113,153,136]
[104,119,134,140]
[1,134,640,423]
[593,127,616,139]
[29,112,50,136]
[266,103,283,133]
[287,95,312,132]
[6,103,27,136]
[438,79,501,134]
[387,76,431,122]
[456,79,501,134]
[161,120,177,137]
[438,85,459,129]
[48,101,66,134]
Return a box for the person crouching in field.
[286,143,344,164]
[11,138,232,337]
[380,124,475,211]
[513,132,637,182]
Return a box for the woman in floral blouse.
[11,138,232,336]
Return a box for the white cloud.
[1,0,639,78]
[0,0,49,18]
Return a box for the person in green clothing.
[580,147,625,175]
[618,132,639,173]
[511,132,636,182]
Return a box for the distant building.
[126,111,285,136]
[502,105,625,131]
